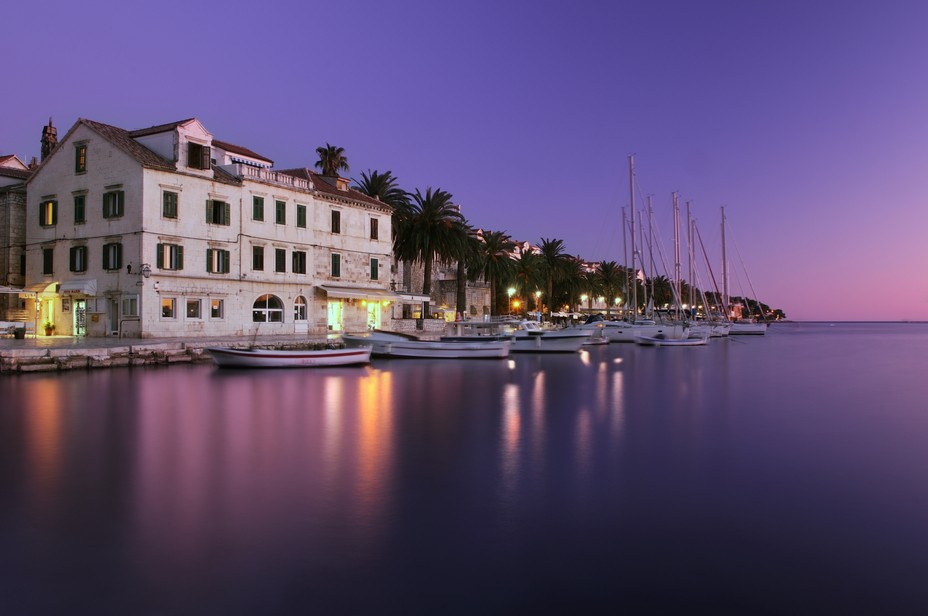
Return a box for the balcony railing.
[226,164,313,191]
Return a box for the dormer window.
[187,142,211,170]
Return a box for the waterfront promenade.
[0,333,336,373]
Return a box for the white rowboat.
[206,346,371,368]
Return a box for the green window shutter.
[52,201,58,225]
[156,244,164,269]
[223,202,230,225]
[69,247,76,271]
[206,200,213,223]
[206,249,213,272]
[117,191,124,216]
[177,245,184,270]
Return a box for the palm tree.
[392,187,463,319]
[512,249,542,315]
[537,238,570,319]
[352,169,409,208]
[596,261,624,317]
[453,224,484,318]
[314,143,350,177]
[477,230,515,317]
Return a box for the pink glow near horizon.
[3,1,926,321]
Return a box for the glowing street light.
[507,287,515,315]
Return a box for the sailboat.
[721,206,767,335]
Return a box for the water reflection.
[5,325,928,612]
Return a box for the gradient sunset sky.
[3,1,926,321]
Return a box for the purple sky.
[4,1,927,321]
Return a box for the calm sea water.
[1,323,927,614]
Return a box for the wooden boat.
[206,346,371,368]
[635,331,709,347]
[442,319,590,353]
[342,330,510,359]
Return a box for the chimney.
[40,117,57,161]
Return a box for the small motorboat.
[206,346,372,368]
[342,330,510,359]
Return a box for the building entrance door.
[73,300,87,336]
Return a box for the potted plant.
[43,321,55,336]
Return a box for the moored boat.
[342,330,510,359]
[206,346,372,368]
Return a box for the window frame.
[187,142,211,170]
[75,144,87,173]
[275,200,286,225]
[331,209,341,234]
[156,243,184,271]
[331,253,341,278]
[102,242,123,271]
[370,217,379,240]
[292,250,307,274]
[296,204,307,228]
[206,199,231,226]
[252,246,265,271]
[39,199,58,227]
[73,195,86,224]
[275,248,286,273]
[69,245,88,273]
[207,248,231,274]
[253,196,265,221]
[370,257,379,281]
[210,298,224,319]
[161,297,176,319]
[162,191,178,219]
[103,190,125,219]
[42,247,54,275]
[186,299,202,320]
[252,294,284,323]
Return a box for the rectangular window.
[331,253,341,278]
[39,200,57,227]
[206,248,230,274]
[275,248,286,273]
[74,195,86,224]
[186,299,201,319]
[253,196,265,221]
[69,245,88,273]
[163,191,178,219]
[42,248,54,275]
[75,144,87,173]
[187,142,210,169]
[103,191,124,218]
[370,218,379,240]
[292,250,307,274]
[370,257,379,280]
[206,199,231,225]
[331,210,341,233]
[296,204,307,228]
[102,242,123,270]
[210,299,224,319]
[156,243,184,271]
[161,298,176,318]
[252,246,264,271]
[122,295,139,317]
[275,200,286,225]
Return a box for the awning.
[21,282,56,297]
[59,279,97,296]
[319,285,400,302]
[395,292,431,303]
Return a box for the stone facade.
[0,155,30,320]
[23,118,396,338]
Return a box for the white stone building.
[24,117,397,338]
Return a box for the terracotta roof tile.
[0,167,31,181]
[127,118,197,138]
[277,168,391,210]
[81,119,177,171]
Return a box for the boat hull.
[343,333,510,359]
[206,347,371,368]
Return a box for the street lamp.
[534,290,542,317]
[507,287,515,315]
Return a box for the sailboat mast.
[647,195,655,315]
[673,192,681,320]
[622,206,628,316]
[721,205,729,318]
[686,201,695,309]
[628,155,637,320]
